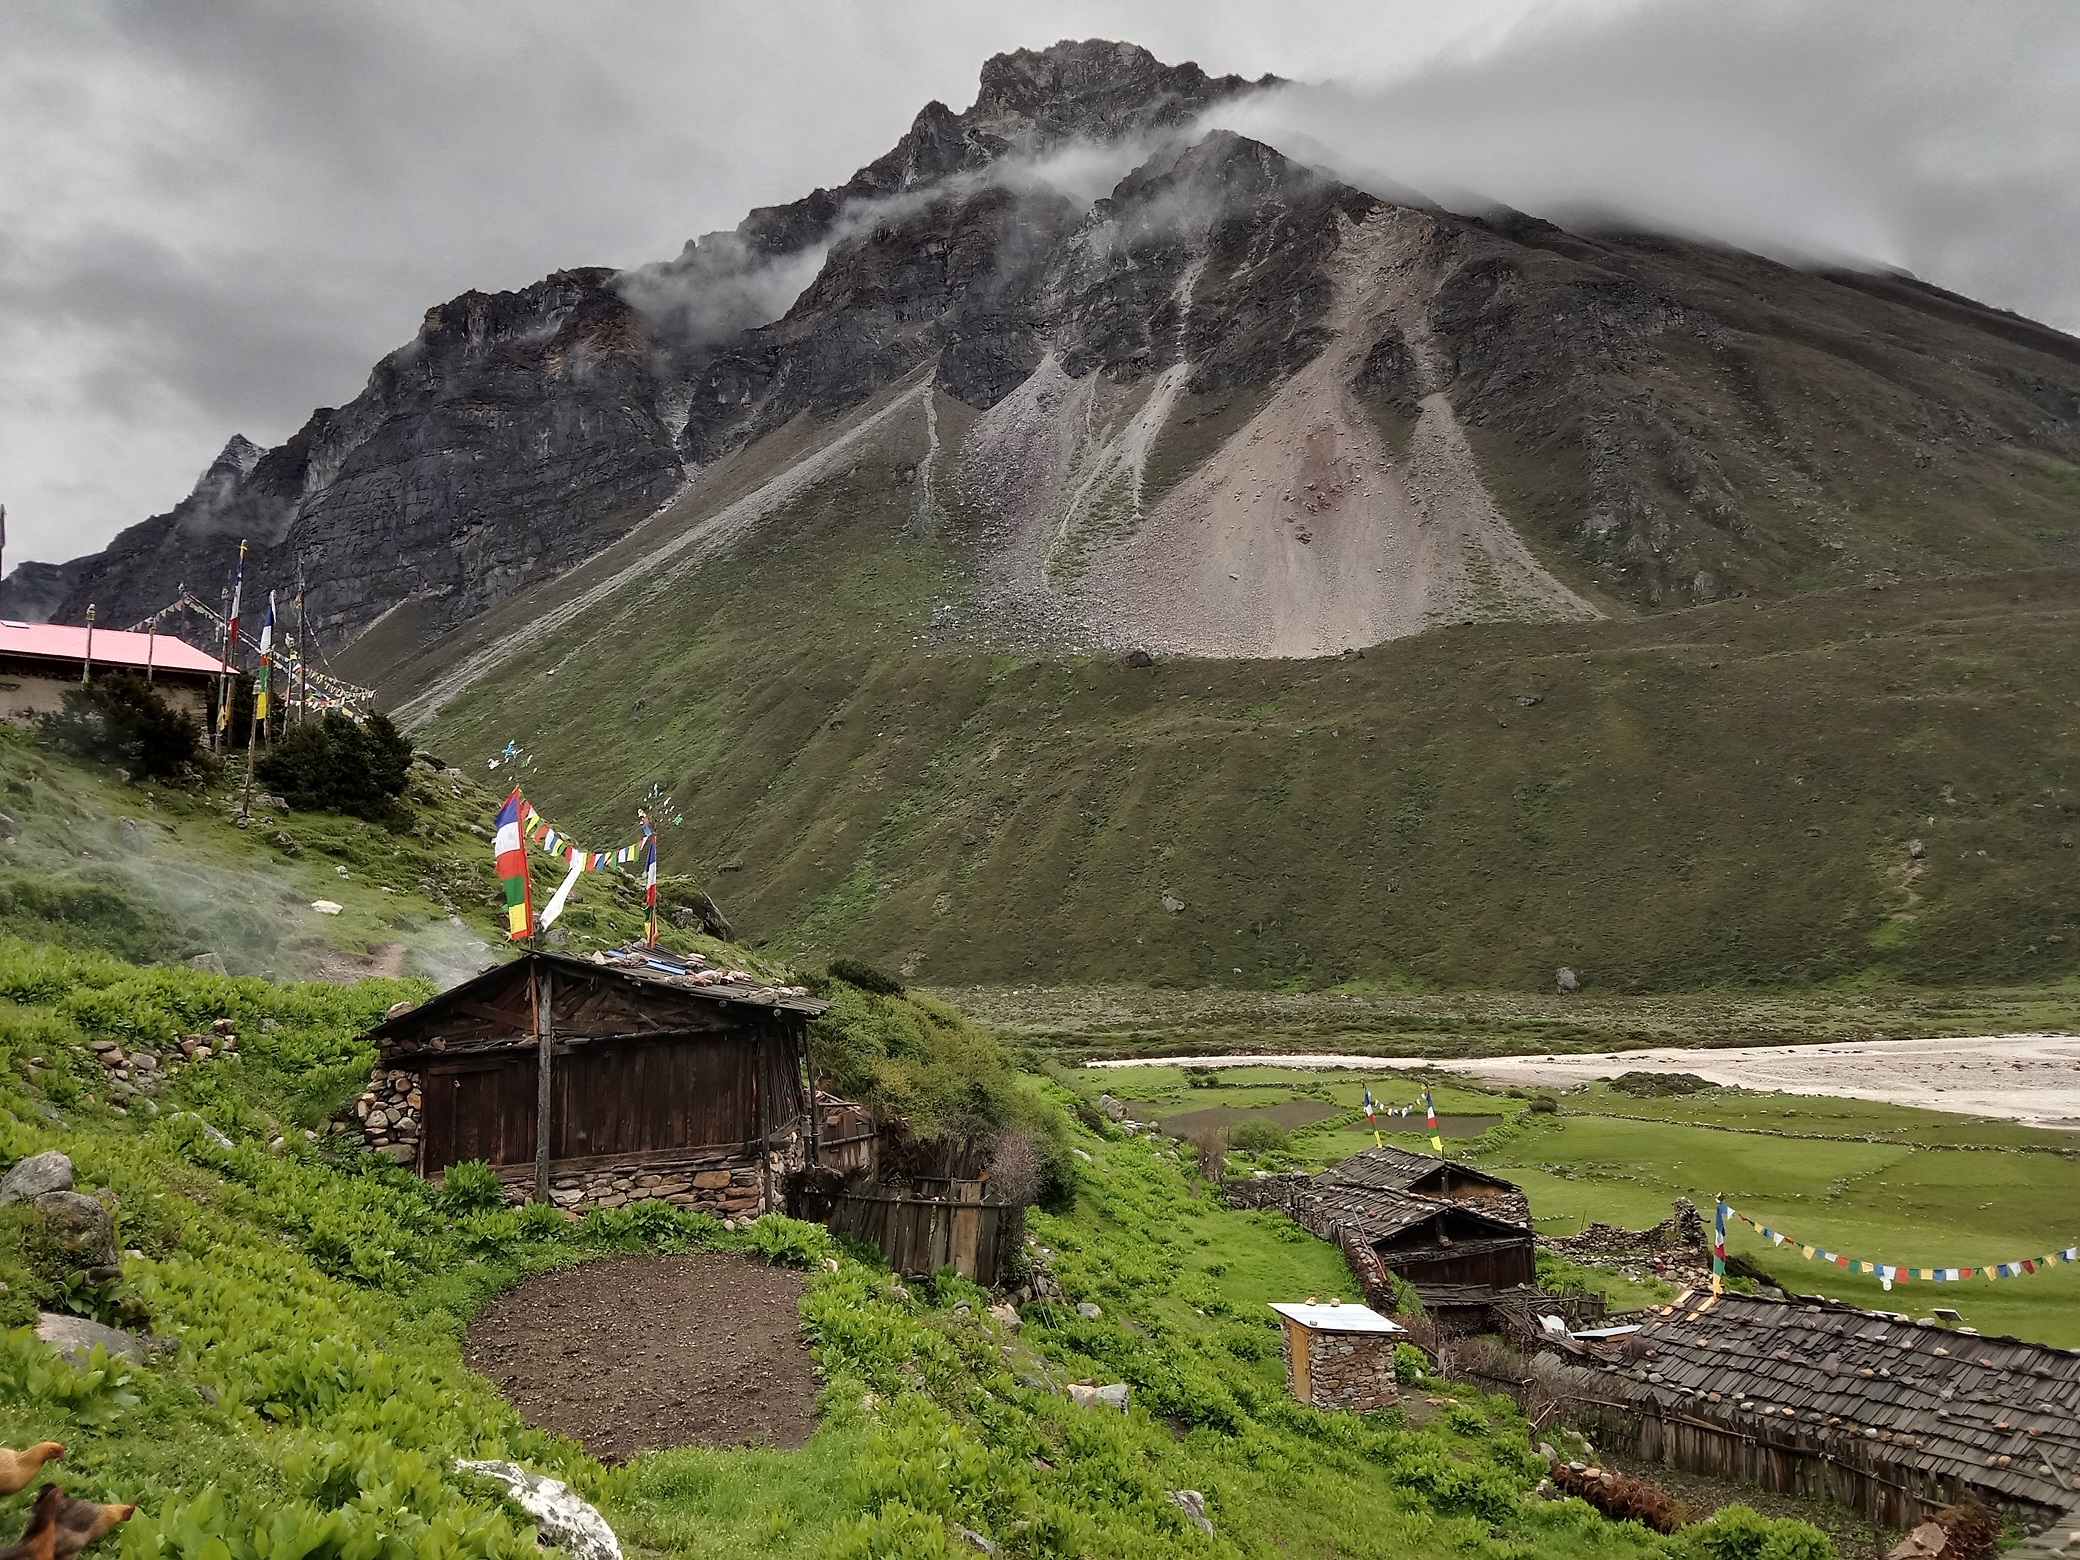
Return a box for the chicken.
[0,1449,62,1499]
[49,1490,133,1560]
[0,1484,63,1560]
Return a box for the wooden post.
[756,1032,772,1215]
[533,963,554,1204]
[80,605,95,684]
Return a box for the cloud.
[1,0,2073,572]
[1212,1,2080,328]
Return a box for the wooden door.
[552,1035,756,1160]
[420,1057,536,1172]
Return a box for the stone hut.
[350,944,828,1216]
[1271,1300,1404,1412]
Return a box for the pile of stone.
[89,1017,238,1104]
[1541,1197,1711,1287]
[354,1067,422,1164]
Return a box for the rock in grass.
[36,1311,146,1365]
[455,1460,621,1560]
[955,1527,1000,1556]
[1067,1382,1129,1411]
[1075,1302,1102,1320]
[1169,1490,1213,1534]
[1556,967,1581,994]
[186,952,228,975]
[1,1151,74,1204]
[36,1191,118,1268]
[988,1302,1022,1333]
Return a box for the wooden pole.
[533,962,554,1204]
[80,605,95,684]
[239,678,258,821]
[295,561,307,724]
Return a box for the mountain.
[13,40,2080,991]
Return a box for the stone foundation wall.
[1544,1197,1707,1262]
[1292,1329,1399,1412]
[354,1067,421,1164]
[500,1155,769,1218]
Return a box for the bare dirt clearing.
[464,1253,819,1462]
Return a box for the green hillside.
[370,401,2080,991]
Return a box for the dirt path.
[463,1253,820,1461]
[1086,1034,2080,1128]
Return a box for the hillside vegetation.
[0,937,1840,1559]
[380,416,2080,991]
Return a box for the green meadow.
[1068,1063,2080,1348]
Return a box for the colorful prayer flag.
[1423,1086,1441,1154]
[494,789,533,941]
[642,812,658,947]
[253,592,275,722]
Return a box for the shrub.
[256,711,415,820]
[1228,1119,1290,1154]
[432,1160,508,1216]
[1393,1341,1431,1382]
[1676,1504,1834,1560]
[827,956,905,996]
[39,672,200,778]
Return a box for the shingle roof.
[1318,1145,1519,1197]
[1289,1179,1530,1249]
[1556,1290,2080,1513]
[0,621,221,675]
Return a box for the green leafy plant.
[38,672,201,778]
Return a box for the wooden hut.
[1290,1180,1538,1289]
[1314,1145,1532,1224]
[1530,1290,2080,1534]
[351,946,827,1216]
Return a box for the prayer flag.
[253,592,275,721]
[494,789,532,940]
[1423,1086,1441,1154]
[642,812,658,947]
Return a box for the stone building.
[350,945,828,1217]
[1270,1300,1404,1412]
[0,620,219,724]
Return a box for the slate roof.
[1317,1144,1519,1197]
[362,944,828,1047]
[1289,1178,1530,1251]
[1556,1290,2080,1513]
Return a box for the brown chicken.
[0,1484,63,1560]
[48,1491,133,1560]
[0,1450,62,1499]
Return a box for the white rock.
[310,900,343,915]
[1169,1490,1213,1535]
[1075,1302,1102,1320]
[456,1461,620,1560]
[988,1302,1022,1334]
[1,1151,74,1204]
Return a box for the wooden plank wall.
[823,1185,1017,1286]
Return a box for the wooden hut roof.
[1288,1180,1530,1252]
[1557,1290,2080,1513]
[1317,1145,1521,1199]
[362,945,828,1055]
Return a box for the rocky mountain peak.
[970,39,1270,138]
[188,434,264,501]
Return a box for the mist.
[1211,2,2080,329]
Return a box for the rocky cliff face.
[24,37,2080,662]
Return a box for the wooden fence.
[820,1180,1020,1286]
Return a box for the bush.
[1676,1504,1833,1560]
[256,711,414,820]
[39,672,200,778]
[1228,1120,1290,1154]
[1394,1341,1431,1382]
[431,1160,507,1216]
[827,956,905,996]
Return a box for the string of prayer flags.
[494,789,532,941]
[1717,1198,2079,1292]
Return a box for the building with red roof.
[0,619,220,725]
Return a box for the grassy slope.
[0,941,1841,1560]
[1062,1063,2080,1348]
[396,404,2080,992]
[0,724,754,982]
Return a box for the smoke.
[1207,1,2080,331]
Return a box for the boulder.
[988,1302,1022,1334]
[36,1311,146,1365]
[186,952,228,975]
[1169,1490,1213,1535]
[1075,1302,1102,1320]
[455,1460,621,1560]
[310,900,343,915]
[1556,967,1581,994]
[1161,892,1186,914]
[1067,1382,1129,1411]
[1,1151,74,1204]
[1095,1095,1127,1122]
[36,1191,118,1269]
[1908,839,1927,860]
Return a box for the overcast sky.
[3,0,2076,568]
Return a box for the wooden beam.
[533,966,555,1203]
